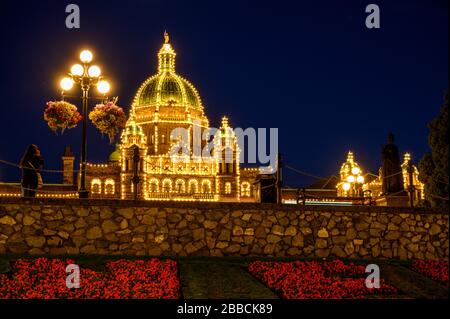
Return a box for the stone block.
[25,236,46,248]
[0,216,16,226]
[318,228,329,238]
[116,208,134,219]
[86,226,102,240]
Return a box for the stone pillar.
[62,146,75,185]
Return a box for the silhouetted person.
[381,133,404,195]
[19,144,44,198]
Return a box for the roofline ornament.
[164,30,170,44]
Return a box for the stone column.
[62,146,75,185]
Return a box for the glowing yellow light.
[225,182,231,194]
[71,64,84,76]
[88,65,101,77]
[60,77,74,91]
[346,175,355,183]
[351,167,360,175]
[357,175,364,183]
[343,182,351,191]
[99,38,252,202]
[97,80,110,94]
[80,50,93,63]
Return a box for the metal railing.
[295,189,373,206]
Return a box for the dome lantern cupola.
[158,31,176,73]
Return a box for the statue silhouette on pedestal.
[381,133,405,195]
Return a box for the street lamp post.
[342,167,365,197]
[60,50,111,198]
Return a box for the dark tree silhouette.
[418,91,449,209]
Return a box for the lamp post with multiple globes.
[342,167,365,197]
[59,50,111,198]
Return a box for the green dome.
[134,73,202,109]
[108,144,120,162]
[132,38,203,110]
[125,122,143,135]
[109,151,120,162]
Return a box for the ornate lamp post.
[60,50,111,198]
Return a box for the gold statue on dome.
[164,31,170,44]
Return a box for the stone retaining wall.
[0,198,448,260]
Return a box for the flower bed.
[0,258,181,299]
[411,260,449,287]
[248,260,398,299]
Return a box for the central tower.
[118,32,244,202]
[131,32,209,156]
[89,33,258,202]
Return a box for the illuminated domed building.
[336,151,365,197]
[334,150,424,206]
[0,34,425,206]
[83,32,259,201]
[361,152,424,202]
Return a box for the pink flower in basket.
[43,101,82,134]
[89,102,127,143]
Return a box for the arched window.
[91,179,101,194]
[149,178,159,192]
[162,179,172,193]
[175,179,185,193]
[201,180,212,193]
[188,179,199,194]
[241,182,251,197]
[105,179,115,195]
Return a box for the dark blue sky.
[0,0,448,186]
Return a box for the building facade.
[0,34,424,207]
[83,33,259,202]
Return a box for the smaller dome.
[120,110,147,147]
[125,123,143,135]
[124,112,144,135]
[340,151,362,179]
[109,144,120,162]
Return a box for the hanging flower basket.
[89,102,127,143]
[44,101,82,134]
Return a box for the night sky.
[0,0,448,186]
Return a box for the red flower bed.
[411,260,449,287]
[0,258,181,299]
[248,260,397,299]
